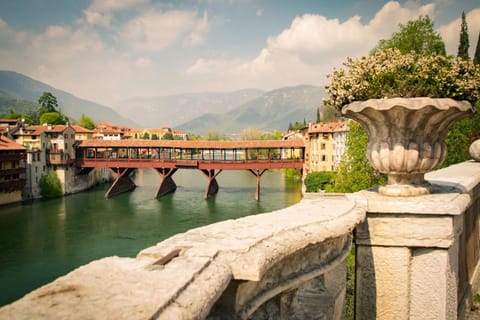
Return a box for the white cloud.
[438,8,480,57]
[135,57,152,67]
[88,0,149,13]
[186,1,436,91]
[82,10,112,27]
[256,9,263,17]
[184,11,210,47]
[81,0,148,27]
[122,9,210,52]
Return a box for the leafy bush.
[325,48,480,111]
[333,122,386,193]
[39,171,63,198]
[304,171,336,192]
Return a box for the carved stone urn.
[342,97,474,196]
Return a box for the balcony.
[46,150,74,165]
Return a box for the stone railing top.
[0,193,366,320]
[426,160,480,196]
[355,161,480,216]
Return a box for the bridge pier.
[248,169,268,201]
[154,168,178,198]
[105,168,136,198]
[200,169,222,199]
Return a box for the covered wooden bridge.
[75,139,305,200]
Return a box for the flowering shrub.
[325,48,480,110]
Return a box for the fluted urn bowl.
[342,97,474,196]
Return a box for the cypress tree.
[457,11,470,60]
[474,32,480,65]
[316,107,321,123]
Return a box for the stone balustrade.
[1,160,479,320]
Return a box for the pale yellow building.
[303,121,349,173]
[72,125,95,141]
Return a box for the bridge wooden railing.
[74,139,305,199]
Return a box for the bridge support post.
[248,169,268,201]
[105,168,136,198]
[200,169,222,199]
[154,168,178,198]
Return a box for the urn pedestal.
[342,97,474,196]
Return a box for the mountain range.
[0,70,326,135]
[0,70,137,127]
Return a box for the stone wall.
[0,190,22,205]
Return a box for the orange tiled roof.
[0,135,26,151]
[309,122,349,134]
[14,124,69,136]
[77,139,305,149]
[71,125,95,133]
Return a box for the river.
[0,168,302,306]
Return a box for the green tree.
[457,11,470,60]
[372,16,446,56]
[443,104,480,167]
[316,107,321,123]
[142,132,150,139]
[260,130,283,140]
[38,92,58,114]
[151,134,159,140]
[333,122,386,193]
[78,114,95,130]
[321,105,339,122]
[304,171,336,192]
[206,131,223,141]
[474,32,480,65]
[39,171,63,198]
[162,132,174,140]
[3,113,34,124]
[39,112,66,125]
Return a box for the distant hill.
[0,94,39,116]
[0,70,137,126]
[114,89,265,128]
[178,85,326,136]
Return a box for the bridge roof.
[76,139,305,149]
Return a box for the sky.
[0,0,479,107]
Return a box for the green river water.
[0,169,302,306]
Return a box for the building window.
[321,143,326,150]
[321,155,326,161]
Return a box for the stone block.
[356,246,410,320]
